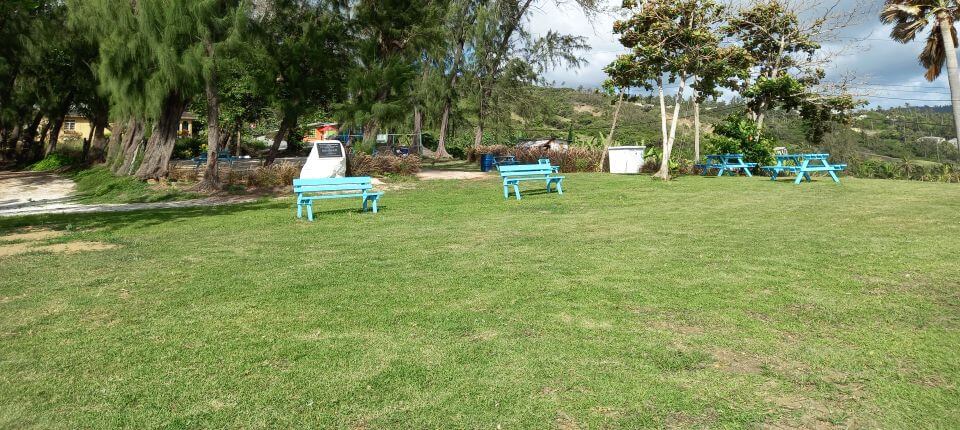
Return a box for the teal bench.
[193,150,235,167]
[696,154,757,177]
[293,177,383,220]
[498,164,564,200]
[761,153,846,184]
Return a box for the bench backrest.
[293,177,373,193]
[197,150,232,159]
[498,164,555,177]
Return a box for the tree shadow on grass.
[295,205,388,220]
[0,199,291,234]
[509,188,565,199]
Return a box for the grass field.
[1,174,958,428]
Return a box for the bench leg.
[306,202,314,221]
[371,197,378,213]
[503,184,510,199]
[827,169,840,183]
[743,167,753,177]
[793,172,805,185]
[513,183,521,200]
[555,179,563,195]
[297,203,303,219]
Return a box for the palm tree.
[881,1,960,155]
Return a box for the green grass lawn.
[1,174,958,428]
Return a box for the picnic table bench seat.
[762,153,846,184]
[698,154,755,177]
[498,164,564,200]
[193,150,236,167]
[293,177,383,221]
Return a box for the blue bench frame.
[761,153,846,184]
[498,164,564,200]
[193,150,236,168]
[695,154,757,177]
[494,155,518,168]
[293,177,383,220]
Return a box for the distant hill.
[507,87,960,164]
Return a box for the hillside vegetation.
[456,87,960,167]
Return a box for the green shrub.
[174,137,204,159]
[350,154,422,176]
[72,167,197,203]
[708,114,775,166]
[29,153,78,171]
[466,145,603,172]
[247,162,300,188]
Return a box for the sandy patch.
[0,228,65,242]
[573,104,601,116]
[710,348,766,374]
[416,170,490,180]
[0,240,117,257]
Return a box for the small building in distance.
[53,111,198,142]
[517,138,570,151]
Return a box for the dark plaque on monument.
[316,142,343,158]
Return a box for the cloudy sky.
[528,1,954,109]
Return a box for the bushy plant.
[350,154,422,176]
[466,145,603,172]
[703,134,740,155]
[29,153,78,171]
[708,114,775,166]
[174,137,205,159]
[248,162,300,188]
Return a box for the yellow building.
[53,111,198,141]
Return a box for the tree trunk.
[657,77,668,146]
[45,115,65,157]
[412,105,423,155]
[200,68,223,190]
[81,123,95,161]
[34,121,51,161]
[654,78,686,180]
[3,124,21,161]
[598,92,624,172]
[87,104,110,162]
[44,92,75,157]
[694,96,701,162]
[266,113,295,166]
[90,121,108,162]
[473,85,490,147]
[436,102,453,158]
[939,14,960,156]
[117,119,146,175]
[437,34,466,159]
[16,111,43,161]
[362,122,379,153]
[135,94,187,180]
[105,121,125,165]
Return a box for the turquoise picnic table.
[697,153,757,177]
[761,153,847,184]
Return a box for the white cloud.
[527,1,957,108]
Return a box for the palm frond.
[920,24,946,80]
[880,3,923,25]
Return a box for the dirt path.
[416,169,490,180]
[0,171,256,217]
